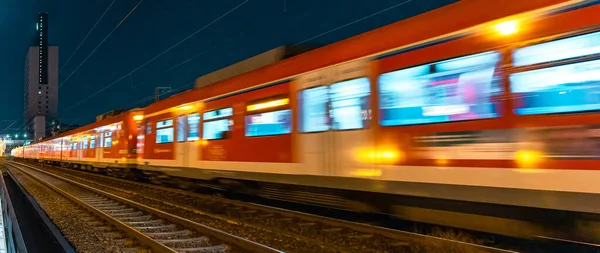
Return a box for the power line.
[56,0,117,79]
[293,0,414,46]
[65,0,249,111]
[58,0,144,89]
[164,28,251,73]
[23,0,144,125]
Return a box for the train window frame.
[377,50,503,127]
[297,85,330,133]
[202,107,233,141]
[245,109,292,137]
[155,119,174,144]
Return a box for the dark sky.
[0,0,455,133]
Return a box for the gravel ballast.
[41,166,423,253]
[8,168,127,253]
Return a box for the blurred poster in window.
[511,59,600,115]
[379,51,501,126]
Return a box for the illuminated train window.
[511,31,600,115]
[104,132,113,148]
[511,59,600,115]
[513,30,600,67]
[187,114,200,141]
[176,115,186,142]
[330,78,371,130]
[202,108,233,140]
[298,78,371,132]
[82,136,88,149]
[298,86,329,133]
[245,110,292,137]
[378,51,502,126]
[156,119,174,144]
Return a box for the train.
[12,0,600,240]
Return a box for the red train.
[13,0,600,240]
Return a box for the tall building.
[24,13,58,140]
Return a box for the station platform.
[0,164,74,253]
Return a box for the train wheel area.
[7,157,600,252]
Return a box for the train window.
[513,31,600,67]
[145,120,151,134]
[156,119,173,128]
[156,119,174,144]
[104,137,112,148]
[510,59,600,115]
[203,108,232,120]
[203,119,232,140]
[82,136,88,149]
[298,86,329,132]
[187,114,200,141]
[378,51,501,126]
[202,108,232,140]
[245,109,292,137]
[176,115,186,142]
[104,132,112,148]
[330,78,371,130]
[90,139,96,149]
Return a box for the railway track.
[4,161,281,253]
[6,160,517,253]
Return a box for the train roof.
[143,0,569,115]
[30,108,143,144]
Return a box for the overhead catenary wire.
[54,0,117,80]
[292,0,414,46]
[22,0,145,127]
[163,28,251,73]
[58,0,145,88]
[65,0,249,111]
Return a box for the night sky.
[0,0,455,134]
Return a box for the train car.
[14,109,143,175]
[136,0,600,236]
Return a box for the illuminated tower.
[24,13,59,140]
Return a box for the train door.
[296,69,332,175]
[328,60,374,177]
[175,115,188,168]
[296,59,374,176]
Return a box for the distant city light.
[36,23,39,30]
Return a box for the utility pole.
[155,87,172,102]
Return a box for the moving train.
[13,0,600,240]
